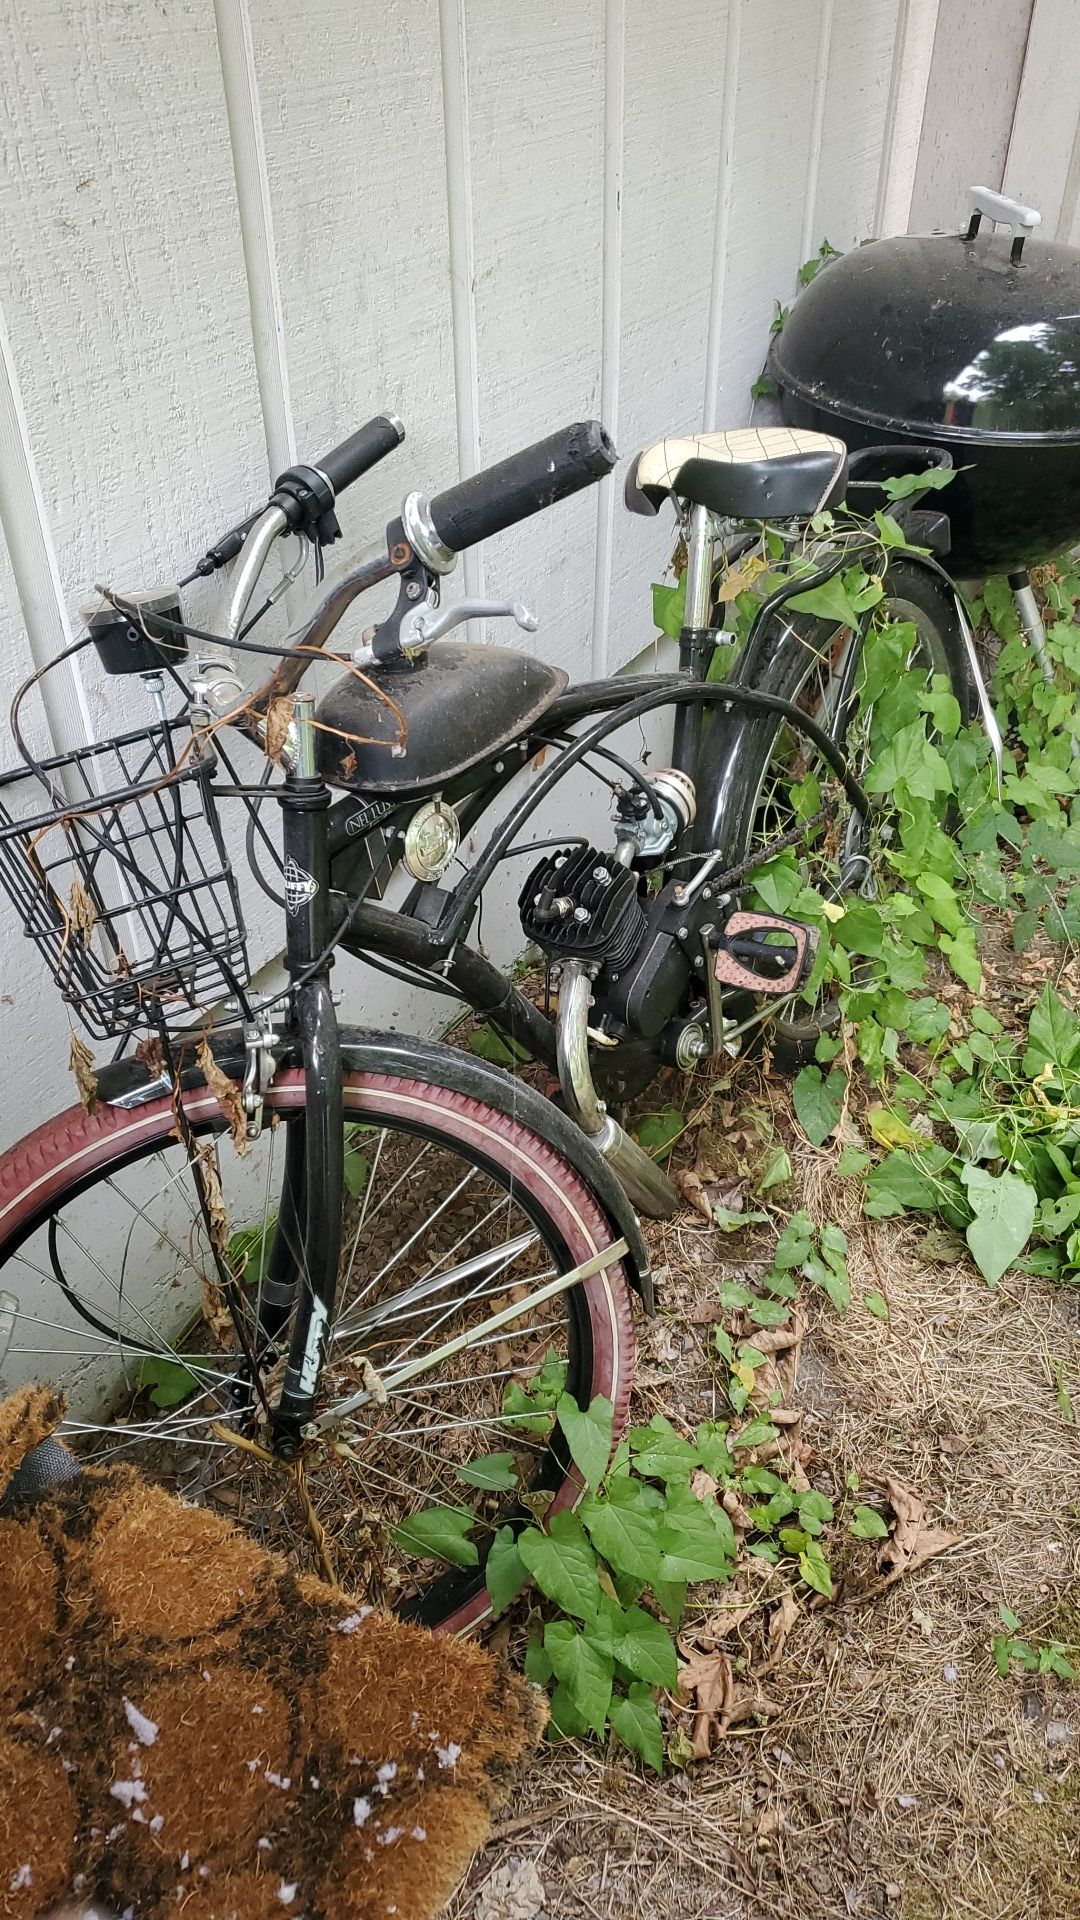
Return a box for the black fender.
[97,1025,655,1313]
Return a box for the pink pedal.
[713,911,817,997]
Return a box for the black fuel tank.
[314,642,567,794]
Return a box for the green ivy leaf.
[798,1538,834,1598]
[941,925,982,992]
[634,1105,685,1161]
[628,1416,699,1483]
[758,1144,793,1191]
[652,576,687,641]
[772,1210,816,1268]
[879,466,955,501]
[962,1165,1037,1285]
[609,1681,664,1772]
[547,1679,588,1739]
[578,1480,664,1584]
[391,1505,479,1567]
[863,1147,951,1218]
[138,1355,198,1410]
[468,1024,530,1065]
[524,1634,553,1685]
[797,1489,834,1536]
[543,1620,613,1736]
[556,1393,614,1492]
[657,1487,737,1583]
[792,1066,845,1146]
[457,1451,519,1491]
[849,1504,889,1540]
[1024,984,1080,1080]
[612,1604,678,1689]
[485,1526,529,1615]
[787,575,863,628]
[865,1290,889,1321]
[518,1512,599,1621]
[747,1297,791,1329]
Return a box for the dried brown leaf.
[721,1487,754,1534]
[847,1474,960,1597]
[676,1645,733,1758]
[265,695,295,766]
[765,1590,801,1667]
[68,1033,97,1114]
[675,1169,713,1223]
[135,1034,166,1079]
[67,876,98,940]
[196,1037,248,1156]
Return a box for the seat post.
[682,504,714,631]
[672,504,717,779]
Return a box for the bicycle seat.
[624,426,848,519]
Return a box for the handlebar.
[233,417,616,727]
[192,412,405,579]
[314,414,405,495]
[421,420,616,557]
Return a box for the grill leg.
[1009,568,1080,764]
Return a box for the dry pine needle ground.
[449,1077,1080,1920]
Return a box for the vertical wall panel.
[0,0,267,731]
[909,0,1035,234]
[1003,0,1080,240]
[875,0,941,236]
[461,0,606,676]
[244,0,461,609]
[603,0,733,673]
[708,0,826,431]
[813,0,903,251]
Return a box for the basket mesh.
[0,723,249,1039]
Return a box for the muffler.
[556,963,679,1218]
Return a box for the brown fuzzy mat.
[0,1388,544,1920]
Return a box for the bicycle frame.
[220,492,992,1453]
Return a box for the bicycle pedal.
[713,911,817,997]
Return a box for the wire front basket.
[0,723,250,1040]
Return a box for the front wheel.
[704,556,972,1063]
[0,1067,635,1633]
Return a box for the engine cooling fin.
[519,846,646,970]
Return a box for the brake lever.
[404,596,539,646]
[352,590,539,668]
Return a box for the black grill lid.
[771,198,1080,446]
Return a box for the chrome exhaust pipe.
[556,964,679,1218]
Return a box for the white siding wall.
[0,0,935,1149]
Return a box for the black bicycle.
[0,412,984,1630]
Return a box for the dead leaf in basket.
[135,1033,166,1079]
[67,875,98,940]
[265,695,295,766]
[68,1033,97,1114]
[871,1476,958,1590]
[677,1645,734,1759]
[196,1037,248,1157]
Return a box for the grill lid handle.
[965,186,1042,263]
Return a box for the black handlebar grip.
[426,420,616,553]
[315,413,405,497]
